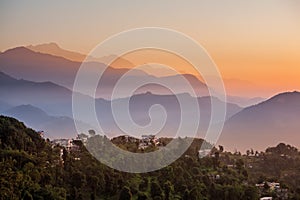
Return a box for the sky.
[1,0,300,97]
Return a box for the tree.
[164,181,173,200]
[235,158,244,172]
[150,181,164,199]
[119,186,132,200]
[213,152,220,169]
[23,191,33,200]
[246,150,250,156]
[183,189,190,200]
[190,187,200,200]
[137,192,149,200]
[219,145,224,153]
[62,148,68,163]
[71,171,86,189]
[88,130,96,137]
[243,186,259,200]
[89,175,99,198]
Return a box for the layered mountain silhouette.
[4,104,53,125]
[0,47,147,89]
[0,100,12,112]
[0,71,73,116]
[2,104,91,138]
[27,42,136,69]
[27,42,89,62]
[0,71,241,139]
[0,44,266,104]
[0,46,80,88]
[1,44,299,151]
[219,91,300,151]
[226,95,265,107]
[96,92,241,138]
[0,46,210,99]
[1,70,299,150]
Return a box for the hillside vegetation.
[0,116,300,199]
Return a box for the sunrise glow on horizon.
[1,0,300,98]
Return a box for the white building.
[52,139,72,149]
[198,149,212,158]
[139,134,159,149]
[260,197,272,200]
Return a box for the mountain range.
[0,46,211,99]
[0,44,264,106]
[0,43,299,151]
[26,42,136,69]
[2,104,90,139]
[1,70,299,150]
[0,71,241,139]
[219,91,300,151]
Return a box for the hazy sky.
[1,0,300,97]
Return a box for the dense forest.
[0,115,300,200]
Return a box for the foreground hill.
[219,91,300,151]
[0,115,46,152]
[1,116,300,199]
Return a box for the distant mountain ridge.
[219,91,300,151]
[0,99,12,112]
[0,46,80,88]
[27,42,88,62]
[0,71,73,116]
[0,47,211,99]
[1,44,299,150]
[0,71,241,139]
[26,42,136,69]
[4,104,51,124]
[226,95,265,107]
[1,71,299,150]
[0,44,268,105]
[2,43,277,101]
[3,104,91,139]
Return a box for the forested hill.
[0,115,46,152]
[1,115,300,200]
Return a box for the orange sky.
[1,0,300,97]
[112,48,300,98]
